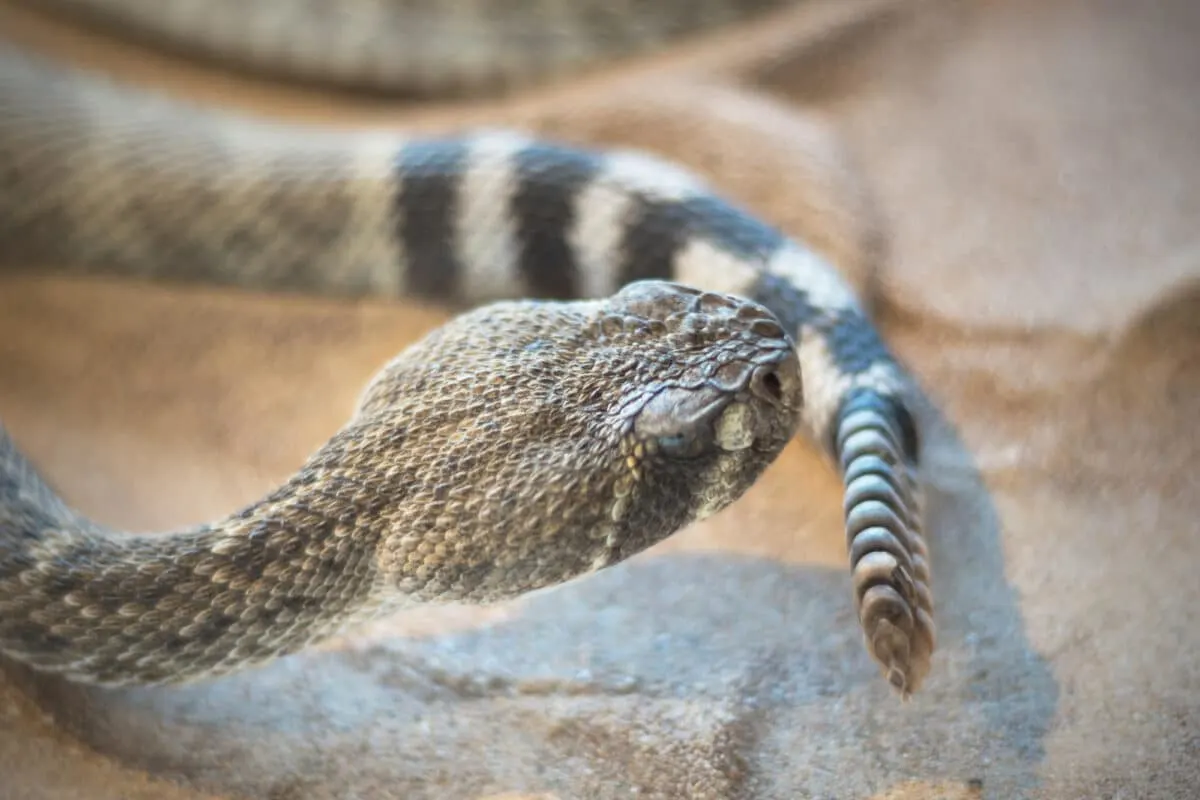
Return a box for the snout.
[713,350,802,453]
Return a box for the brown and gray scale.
[0,0,935,696]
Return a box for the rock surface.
[1,0,1199,797]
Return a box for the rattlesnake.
[0,2,935,695]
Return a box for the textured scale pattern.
[0,40,935,694]
[26,0,794,95]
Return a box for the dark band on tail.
[396,139,471,297]
[512,143,602,298]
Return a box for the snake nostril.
[758,369,784,403]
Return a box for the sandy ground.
[1,0,1198,797]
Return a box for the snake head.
[591,281,802,563]
[358,280,802,602]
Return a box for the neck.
[0,427,389,685]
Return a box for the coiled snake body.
[0,1,936,695]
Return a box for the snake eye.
[634,384,728,460]
[655,432,704,458]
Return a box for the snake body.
[0,4,935,695]
[26,0,794,95]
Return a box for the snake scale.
[0,0,936,696]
